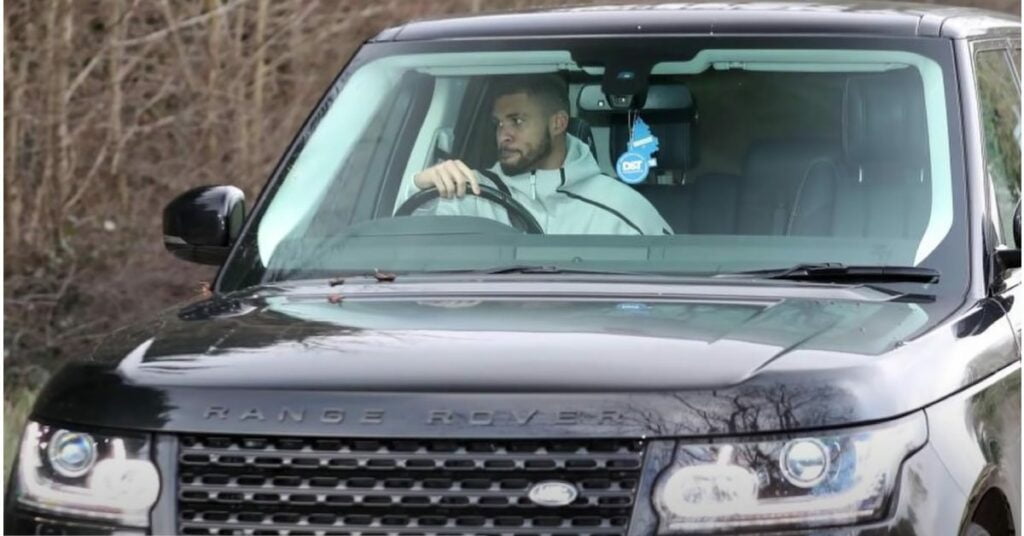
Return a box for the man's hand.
[413,159,481,198]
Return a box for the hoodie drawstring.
[530,170,537,200]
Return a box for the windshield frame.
[213,34,970,305]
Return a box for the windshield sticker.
[615,116,659,184]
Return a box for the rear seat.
[833,69,931,239]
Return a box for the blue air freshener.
[615,116,659,184]
[616,152,648,184]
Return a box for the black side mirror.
[163,185,246,265]
[993,201,1022,274]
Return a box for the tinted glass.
[220,38,967,298]
[975,49,1021,245]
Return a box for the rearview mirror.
[163,185,245,265]
[578,84,694,112]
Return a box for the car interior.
[256,49,950,277]
[394,65,932,241]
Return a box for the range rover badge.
[528,481,579,507]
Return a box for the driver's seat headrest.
[842,68,928,165]
[567,116,598,161]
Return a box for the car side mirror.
[163,185,246,265]
[992,201,1021,277]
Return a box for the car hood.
[33,277,1015,438]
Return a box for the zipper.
[555,168,645,235]
[530,170,537,200]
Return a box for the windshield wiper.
[717,263,940,284]
[324,265,651,285]
[452,264,652,276]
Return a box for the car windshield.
[220,37,968,293]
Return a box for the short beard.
[499,129,552,176]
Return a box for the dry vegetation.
[2,0,1018,472]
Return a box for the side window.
[975,48,1021,245]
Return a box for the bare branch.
[114,0,253,47]
[61,143,110,212]
[155,0,202,91]
[62,0,140,105]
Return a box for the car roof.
[371,2,1020,42]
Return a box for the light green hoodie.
[430,134,672,235]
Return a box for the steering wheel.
[394,183,545,234]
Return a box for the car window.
[1012,47,1021,81]
[221,39,967,297]
[974,48,1021,245]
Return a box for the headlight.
[653,412,927,533]
[14,421,160,527]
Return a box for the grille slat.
[180,447,639,464]
[180,485,635,498]
[177,435,643,536]
[180,524,627,536]
[181,517,627,530]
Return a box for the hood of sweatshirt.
[489,134,599,200]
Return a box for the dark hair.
[490,74,570,116]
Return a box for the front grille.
[176,435,645,536]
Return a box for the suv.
[6,3,1021,536]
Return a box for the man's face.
[492,92,553,176]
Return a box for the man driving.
[411,75,672,235]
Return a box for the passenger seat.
[834,69,931,239]
[636,174,741,234]
[736,140,841,236]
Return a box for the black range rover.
[6,3,1022,536]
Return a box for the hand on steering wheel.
[412,159,481,198]
[394,182,544,234]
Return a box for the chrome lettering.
[321,409,345,424]
[204,406,228,420]
[361,409,385,424]
[556,411,579,425]
[469,411,495,426]
[599,411,624,424]
[239,408,265,421]
[199,406,622,428]
[278,407,306,423]
[512,410,539,425]
[428,410,454,424]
